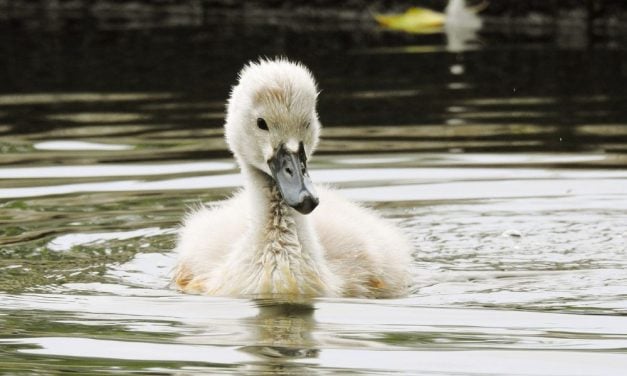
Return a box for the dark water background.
[2,11,627,156]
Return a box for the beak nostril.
[285,167,293,176]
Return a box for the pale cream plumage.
[173,58,413,298]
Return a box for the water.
[1,13,627,375]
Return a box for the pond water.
[1,15,627,375]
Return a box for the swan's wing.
[173,192,248,288]
[312,186,414,297]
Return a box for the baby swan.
[173,58,413,298]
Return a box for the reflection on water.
[1,11,627,376]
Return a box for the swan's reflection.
[240,299,319,374]
[445,0,483,53]
[446,23,481,53]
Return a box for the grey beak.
[268,143,319,214]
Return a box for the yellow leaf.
[374,7,445,34]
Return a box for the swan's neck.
[241,166,333,297]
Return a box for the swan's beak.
[268,143,319,214]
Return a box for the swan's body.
[173,59,413,298]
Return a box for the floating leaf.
[374,7,445,34]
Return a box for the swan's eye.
[257,118,269,131]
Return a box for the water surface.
[1,15,627,375]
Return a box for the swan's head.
[225,58,321,214]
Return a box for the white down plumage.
[173,58,413,298]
